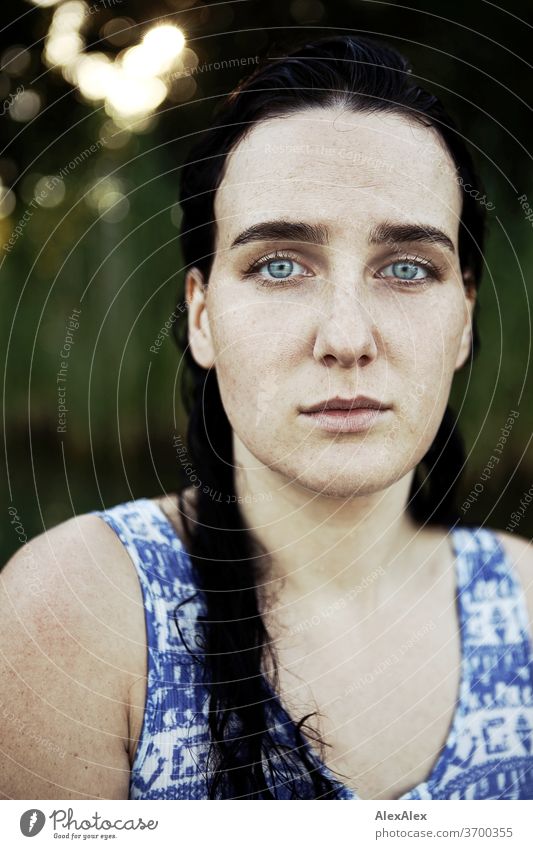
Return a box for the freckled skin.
[186,108,475,500]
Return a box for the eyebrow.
[368,221,455,254]
[229,219,455,253]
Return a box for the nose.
[312,277,379,368]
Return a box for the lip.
[298,395,391,434]
[299,395,390,414]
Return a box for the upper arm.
[0,514,144,799]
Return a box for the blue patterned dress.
[90,497,533,800]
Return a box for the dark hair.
[172,33,487,798]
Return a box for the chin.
[275,463,406,501]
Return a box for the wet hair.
[172,33,487,798]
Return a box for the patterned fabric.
[90,497,533,800]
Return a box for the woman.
[1,34,532,802]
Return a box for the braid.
[175,366,341,798]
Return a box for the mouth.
[299,395,389,414]
[298,395,391,434]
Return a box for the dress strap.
[452,525,533,653]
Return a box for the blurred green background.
[1,0,532,563]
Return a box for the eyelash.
[242,249,446,288]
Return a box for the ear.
[454,268,477,371]
[185,267,216,369]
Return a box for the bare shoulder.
[493,529,533,624]
[0,511,146,799]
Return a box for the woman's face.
[187,107,476,499]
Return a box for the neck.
[232,436,424,612]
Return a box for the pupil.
[394,262,417,279]
[268,259,293,278]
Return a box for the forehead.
[214,107,462,248]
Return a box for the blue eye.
[381,260,432,281]
[244,252,311,286]
[266,258,297,278]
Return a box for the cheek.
[421,304,464,381]
[210,284,307,367]
[385,289,465,373]
[379,292,465,436]
[208,301,293,429]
